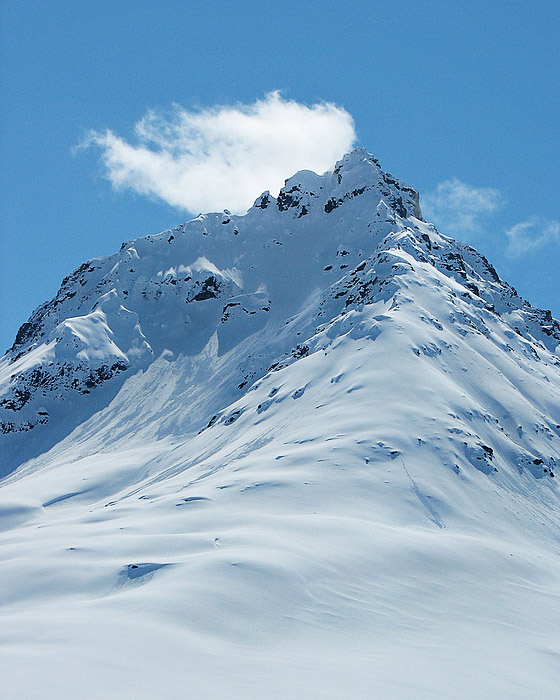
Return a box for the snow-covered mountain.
[1,148,559,699]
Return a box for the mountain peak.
[0,147,558,469]
[333,145,381,170]
[2,147,560,699]
[266,146,422,221]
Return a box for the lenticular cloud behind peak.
[84,92,357,214]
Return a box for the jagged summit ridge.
[7,148,416,350]
[0,148,559,477]
[265,147,422,220]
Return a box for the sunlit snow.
[1,148,559,699]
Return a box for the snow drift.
[1,148,559,699]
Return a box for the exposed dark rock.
[192,276,220,302]
[255,192,271,209]
[277,187,301,212]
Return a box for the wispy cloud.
[423,177,559,260]
[422,178,502,238]
[81,92,356,214]
[505,217,560,257]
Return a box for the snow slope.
[1,148,559,699]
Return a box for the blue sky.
[1,0,558,353]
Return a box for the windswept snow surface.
[1,148,560,699]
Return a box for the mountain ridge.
[2,148,558,453]
[1,148,560,699]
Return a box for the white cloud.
[423,178,559,259]
[505,217,560,257]
[422,178,502,238]
[83,92,356,214]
